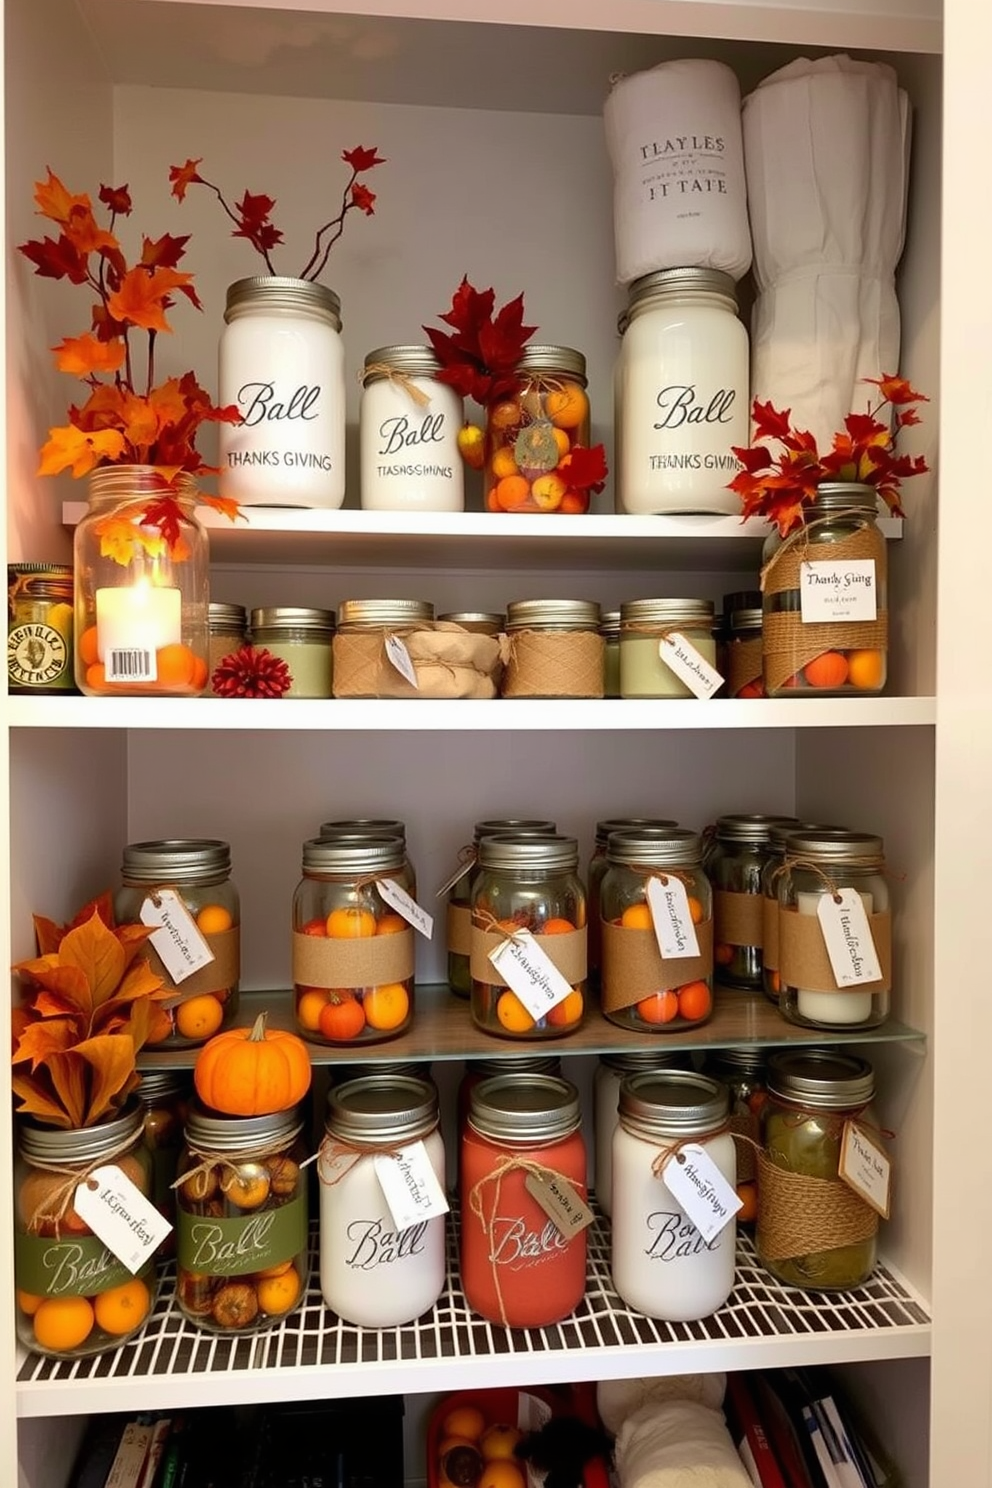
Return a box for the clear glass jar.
[601,611,621,697]
[612,1071,736,1320]
[219,276,345,509]
[446,818,557,999]
[614,268,748,515]
[471,834,587,1039]
[502,599,604,699]
[594,1050,693,1217]
[600,827,713,1032]
[360,345,464,512]
[15,1102,156,1358]
[760,819,834,1003]
[588,817,678,985]
[292,835,415,1045]
[115,839,240,1048]
[137,1070,190,1252]
[175,1103,309,1333]
[709,814,798,992]
[74,467,208,696]
[704,1049,767,1225]
[318,818,416,896]
[758,1050,880,1290]
[726,603,765,699]
[483,345,592,514]
[250,606,335,698]
[207,602,247,694]
[619,598,716,698]
[319,1074,446,1326]
[761,483,888,697]
[332,598,435,698]
[778,830,890,1030]
[8,563,76,694]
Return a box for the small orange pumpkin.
[194,1011,312,1116]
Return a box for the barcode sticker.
[106,647,155,682]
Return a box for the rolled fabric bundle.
[597,1376,727,1436]
[615,1400,752,1488]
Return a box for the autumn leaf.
[34,169,91,226]
[64,205,119,257]
[752,399,795,443]
[139,495,185,550]
[44,1050,89,1128]
[18,233,89,284]
[99,182,133,216]
[864,375,929,406]
[128,996,173,1049]
[116,922,157,974]
[52,333,126,378]
[13,1018,79,1070]
[74,1035,139,1125]
[37,424,125,477]
[232,190,284,256]
[169,157,204,201]
[106,265,198,332]
[58,912,126,1008]
[11,1070,75,1129]
[141,232,190,269]
[198,492,244,524]
[559,443,609,494]
[351,182,376,216]
[342,145,386,172]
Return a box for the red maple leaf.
[98,183,132,216]
[139,495,185,550]
[864,374,929,406]
[559,443,608,494]
[140,233,190,269]
[752,399,795,443]
[169,158,204,202]
[342,145,386,172]
[426,278,536,408]
[731,444,775,475]
[232,191,284,255]
[19,233,89,284]
[351,182,376,216]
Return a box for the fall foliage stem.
[300,169,357,281]
[146,330,156,399]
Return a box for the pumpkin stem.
[248,1011,269,1042]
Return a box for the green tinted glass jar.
[708,814,799,992]
[8,563,76,693]
[446,818,557,998]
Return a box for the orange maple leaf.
[34,169,91,227]
[52,333,126,378]
[37,424,126,477]
[64,205,119,257]
[95,515,166,567]
[106,265,196,332]
[119,389,160,452]
[148,377,191,434]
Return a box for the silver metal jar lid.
[811,482,879,515]
[225,275,342,331]
[620,598,715,628]
[19,1099,144,1162]
[768,820,835,855]
[594,817,678,849]
[121,839,232,885]
[599,611,621,639]
[185,1100,303,1153]
[329,1061,427,1086]
[474,818,557,844]
[320,818,407,844]
[438,613,505,633]
[302,835,405,875]
[469,1073,581,1142]
[325,1075,438,1145]
[729,606,762,633]
[715,814,799,847]
[477,833,579,874]
[505,599,601,632]
[618,1070,730,1138]
[472,1056,561,1079]
[337,598,434,627]
[137,1071,189,1102]
[362,345,441,383]
[208,602,248,633]
[601,1050,692,1075]
[606,827,703,867]
[627,267,738,312]
[251,606,336,637]
[784,829,884,865]
[516,345,586,381]
[708,1048,767,1078]
[8,562,73,578]
[766,1050,875,1109]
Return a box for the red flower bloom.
[342,145,386,172]
[351,182,376,216]
[211,645,293,699]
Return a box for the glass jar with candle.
[446,819,557,998]
[588,818,678,986]
[600,611,621,697]
[319,818,416,894]
[74,466,209,696]
[470,834,587,1039]
[777,830,890,1030]
[761,483,888,697]
[619,598,717,698]
[502,599,604,699]
[594,1050,693,1217]
[709,814,798,992]
[360,345,464,512]
[484,346,592,514]
[760,820,835,1003]
[332,598,435,698]
[207,603,247,693]
[250,607,335,698]
[8,563,76,694]
[726,602,765,699]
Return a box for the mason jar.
[708,815,799,992]
[115,839,240,1048]
[136,1070,190,1249]
[175,1103,309,1332]
[614,268,748,515]
[446,818,557,998]
[207,602,248,694]
[594,1050,693,1218]
[600,828,713,1032]
[600,611,621,697]
[332,598,435,698]
[219,276,345,509]
[777,830,890,1030]
[360,345,464,512]
[8,562,76,694]
[250,606,335,698]
[619,598,716,698]
[726,602,764,699]
[588,817,678,984]
[760,819,835,1003]
[484,346,592,514]
[319,818,416,896]
[437,612,505,636]
[761,483,888,697]
[502,599,604,699]
[471,834,587,1039]
[704,1049,767,1225]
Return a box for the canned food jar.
[708,814,798,992]
[502,599,604,699]
[612,1071,736,1320]
[461,1073,588,1326]
[219,276,346,509]
[319,818,416,895]
[250,607,335,698]
[446,818,558,999]
[457,1055,561,1138]
[292,836,415,1045]
[614,268,748,515]
[8,563,76,694]
[319,1074,446,1326]
[600,828,714,1031]
[484,346,593,515]
[360,346,464,512]
[115,840,240,1048]
[619,598,716,698]
[726,603,764,699]
[758,1050,881,1290]
[703,1049,767,1224]
[777,830,890,1030]
[471,834,587,1040]
[15,1102,157,1357]
[593,1051,693,1218]
[600,611,621,697]
[332,598,436,698]
[761,483,888,697]
[137,1070,190,1247]
[176,1103,309,1332]
[588,817,678,984]
[207,603,248,694]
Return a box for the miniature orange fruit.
[803,650,849,689]
[156,642,197,689]
[364,981,410,1031]
[489,400,522,431]
[257,1265,301,1315]
[33,1295,95,1352]
[440,1404,487,1441]
[94,1277,151,1335]
[541,917,576,935]
[547,988,583,1027]
[479,1461,526,1488]
[319,995,366,1042]
[621,903,652,931]
[490,445,519,480]
[16,1289,43,1316]
[196,903,233,934]
[736,1181,758,1224]
[376,913,407,935]
[220,1167,271,1210]
[175,993,225,1041]
[495,474,531,511]
[326,906,377,938]
[86,661,107,690]
[545,383,589,430]
[636,990,679,1025]
[714,941,734,966]
[767,969,781,995]
[191,655,210,691]
[677,979,712,1022]
[686,896,705,925]
[551,427,571,459]
[738,680,764,699]
[301,918,327,937]
[296,987,328,1032]
[257,1258,295,1279]
[559,490,590,514]
[78,625,100,666]
[486,487,502,512]
[848,648,885,690]
[531,473,567,511]
[496,990,535,1034]
[480,1424,523,1461]
[457,423,485,470]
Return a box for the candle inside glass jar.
[96,582,181,662]
[795,890,874,1024]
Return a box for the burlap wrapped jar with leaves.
[332,599,506,699]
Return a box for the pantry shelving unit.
[5,0,987,1485]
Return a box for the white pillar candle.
[796,889,873,1023]
[96,583,182,662]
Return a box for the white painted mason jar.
[594,1051,692,1217]
[319,1074,446,1327]
[612,1070,736,1321]
[615,268,748,515]
[360,346,464,511]
[219,277,346,509]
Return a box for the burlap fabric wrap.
[446,902,472,957]
[332,622,506,699]
[714,889,763,949]
[761,525,888,694]
[756,1147,878,1262]
[762,895,780,972]
[292,927,414,986]
[779,907,891,994]
[601,918,714,1013]
[148,927,240,1003]
[729,1113,759,1183]
[502,630,605,699]
[727,636,763,696]
[469,926,587,988]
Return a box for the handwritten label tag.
[800,559,878,622]
[74,1163,173,1273]
[139,889,214,985]
[658,632,724,700]
[373,1141,449,1233]
[385,633,419,688]
[489,929,574,1021]
[646,874,700,959]
[817,889,882,986]
[378,877,434,939]
[838,1121,891,1219]
[524,1171,594,1240]
[662,1144,742,1243]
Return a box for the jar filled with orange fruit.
[115,839,240,1049]
[484,346,592,514]
[319,817,416,895]
[15,1102,157,1358]
[470,834,587,1040]
[292,835,416,1045]
[588,817,678,986]
[446,818,558,998]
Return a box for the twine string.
[362,362,433,408]
[171,1124,304,1194]
[760,507,881,592]
[316,1131,416,1188]
[24,1128,145,1236]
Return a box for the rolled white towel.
[615,1400,752,1488]
[597,1376,726,1437]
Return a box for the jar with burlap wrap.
[618,597,717,698]
[484,345,593,514]
[704,1049,767,1223]
[250,606,335,698]
[726,601,764,698]
[777,829,890,1030]
[360,344,464,512]
[470,834,587,1039]
[292,835,415,1045]
[588,817,678,985]
[758,1050,882,1290]
[501,599,603,698]
[594,1050,693,1218]
[761,483,888,697]
[115,840,240,1048]
[599,827,714,1032]
[759,819,838,1003]
[444,818,557,998]
[207,603,247,694]
[707,814,799,992]
[333,597,504,699]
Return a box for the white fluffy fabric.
[614,1400,752,1488]
[597,1376,726,1436]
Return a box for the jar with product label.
[8,563,76,694]
[594,1051,693,1218]
[446,818,557,999]
[115,839,240,1048]
[619,598,717,699]
[14,1102,158,1358]
[292,835,416,1046]
[600,612,621,697]
[471,834,587,1039]
[761,483,888,697]
[614,268,748,515]
[588,817,678,985]
[726,602,765,699]
[502,599,604,699]
[332,598,435,698]
[484,346,593,514]
[758,1050,882,1290]
[219,277,345,509]
[360,346,464,512]
[137,1070,190,1248]
[319,1074,446,1326]
[175,1103,309,1333]
[461,1073,588,1327]
[207,603,248,693]
[249,607,335,698]
[612,1071,736,1320]
[599,828,714,1031]
[704,1049,767,1225]
[319,818,416,893]
[708,814,798,992]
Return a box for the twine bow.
[24,1127,147,1237]
[316,1130,414,1188]
[172,1124,304,1195]
[362,362,432,408]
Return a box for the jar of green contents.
[757,1049,882,1290]
[250,606,335,698]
